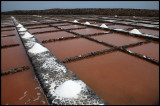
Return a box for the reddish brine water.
[1,27,15,30]
[1,36,20,45]
[58,24,86,29]
[65,51,159,105]
[44,38,110,61]
[108,24,134,29]
[34,31,76,42]
[2,15,159,105]
[91,33,145,46]
[1,29,17,36]
[128,41,159,61]
[1,27,48,105]
[138,28,159,36]
[28,27,59,33]
[25,24,49,29]
[71,28,109,35]
[1,68,48,105]
[50,23,71,26]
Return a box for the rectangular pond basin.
[138,28,159,36]
[132,23,158,28]
[116,21,133,24]
[92,22,114,26]
[34,31,76,42]
[65,51,159,105]
[1,35,21,46]
[25,24,49,29]
[1,66,48,105]
[44,38,110,61]
[91,32,146,46]
[108,24,135,29]
[50,23,71,26]
[1,26,48,105]
[70,28,109,35]
[28,27,59,33]
[127,41,159,61]
[1,29,17,36]
[1,47,48,105]
[1,27,15,30]
[58,24,86,29]
[2,46,31,71]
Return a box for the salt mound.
[55,80,85,99]
[16,24,23,28]
[73,20,78,23]
[18,27,27,31]
[100,24,108,28]
[84,22,90,25]
[28,43,48,55]
[22,32,34,39]
[129,29,141,34]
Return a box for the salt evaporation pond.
[1,15,159,105]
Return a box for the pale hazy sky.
[1,1,159,12]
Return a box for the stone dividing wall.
[11,16,106,105]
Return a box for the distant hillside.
[1,8,159,17]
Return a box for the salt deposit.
[22,32,34,39]
[41,57,67,73]
[28,43,48,55]
[73,20,78,23]
[84,22,90,25]
[100,24,108,28]
[16,24,23,28]
[18,27,27,31]
[54,80,86,99]
[129,29,142,34]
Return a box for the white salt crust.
[28,43,48,55]
[50,80,86,99]
[41,57,66,73]
[18,27,27,31]
[16,24,23,28]
[22,32,34,39]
